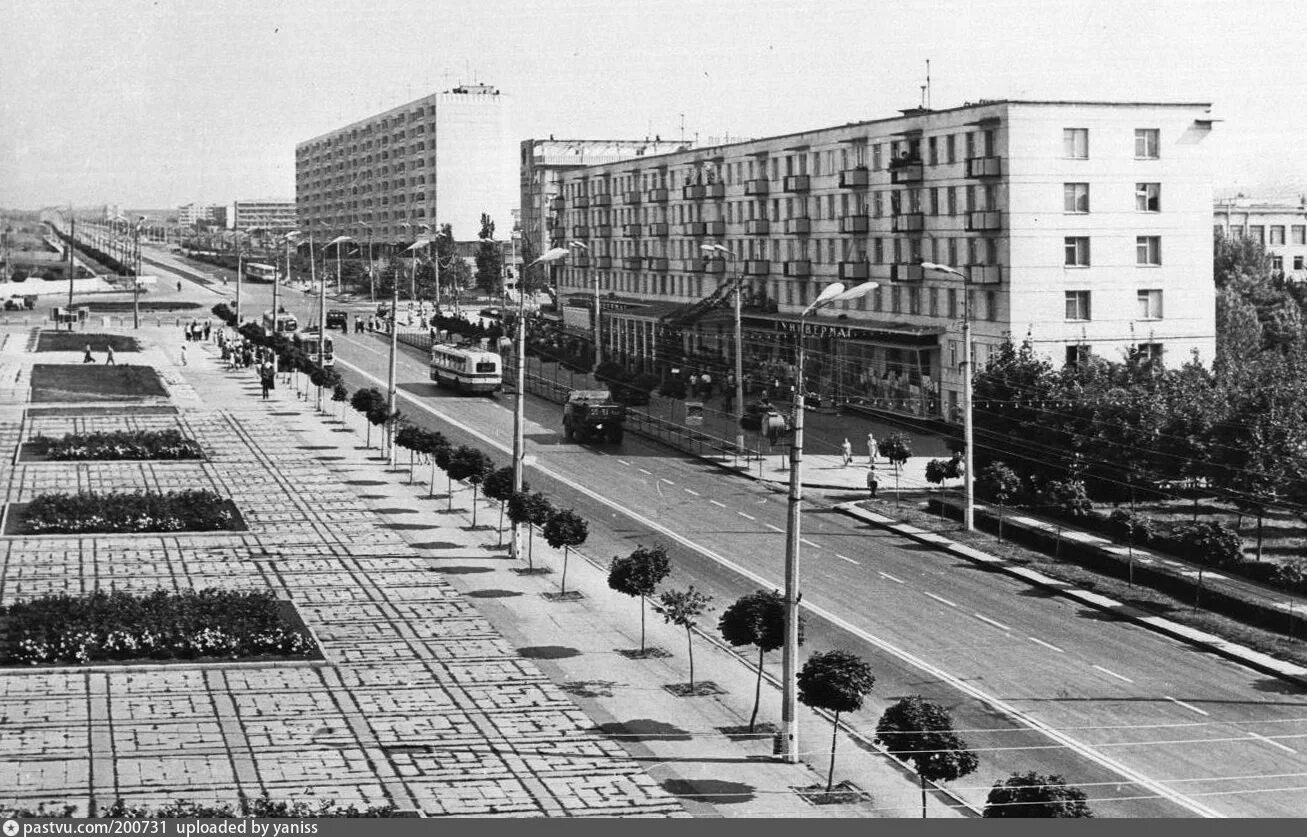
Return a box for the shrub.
[1169,520,1243,568]
[29,429,203,461]
[21,490,236,534]
[924,458,961,486]
[1108,508,1156,545]
[1,589,315,665]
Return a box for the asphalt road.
[175,258,1307,818]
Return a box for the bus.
[294,329,334,367]
[429,343,502,394]
[262,310,298,337]
[244,262,279,283]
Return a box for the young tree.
[977,462,1022,541]
[1039,478,1092,555]
[877,432,912,506]
[418,429,449,496]
[656,586,713,690]
[797,650,876,793]
[543,508,589,594]
[482,466,526,544]
[474,213,503,294]
[349,388,386,448]
[718,589,804,732]
[433,442,455,500]
[1107,508,1156,586]
[394,424,423,483]
[331,382,349,421]
[446,446,494,523]
[607,544,672,652]
[1274,559,1307,636]
[874,696,979,818]
[1172,520,1244,611]
[983,772,1093,818]
[507,491,554,568]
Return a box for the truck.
[563,389,625,444]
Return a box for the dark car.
[325,309,348,330]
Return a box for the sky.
[2,0,1305,210]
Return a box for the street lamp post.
[922,262,975,532]
[359,221,375,303]
[778,279,879,764]
[702,244,746,455]
[132,216,145,329]
[65,208,75,330]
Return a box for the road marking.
[1028,636,1065,654]
[684,488,700,496]
[660,478,675,485]
[974,613,1011,632]
[1093,665,1134,684]
[801,538,821,549]
[638,467,652,475]
[765,523,783,532]
[878,571,904,584]
[709,500,727,508]
[331,356,1228,819]
[924,592,957,608]
[737,511,756,520]
[618,459,632,466]
[1164,696,1209,716]
[834,553,860,565]
[1247,731,1297,754]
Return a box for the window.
[947,187,958,215]
[946,135,956,164]
[1271,255,1284,271]
[1065,291,1091,321]
[927,136,938,165]
[1270,225,1286,245]
[1136,235,1161,265]
[947,288,958,318]
[1249,225,1265,244]
[929,287,939,316]
[1064,236,1091,267]
[1296,256,1305,271]
[1135,183,1161,212]
[909,287,921,315]
[1138,342,1163,364]
[892,287,902,314]
[1063,128,1088,158]
[986,291,997,322]
[1293,226,1306,245]
[1134,129,1159,159]
[1137,289,1163,319]
[1064,183,1090,213]
[1065,344,1090,368]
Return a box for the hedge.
[18,489,238,534]
[29,429,203,461]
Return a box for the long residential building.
[296,84,515,245]
[232,199,297,232]
[540,99,1217,421]
[1213,197,1307,280]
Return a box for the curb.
[834,501,1307,690]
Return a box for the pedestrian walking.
[203,321,211,341]
[177,280,183,293]
[259,362,275,400]
[82,343,95,364]
[867,431,878,465]
[841,437,853,468]
[180,344,188,366]
[866,466,879,499]
[105,345,116,366]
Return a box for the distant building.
[538,100,1217,420]
[177,203,217,226]
[233,199,297,232]
[296,84,515,246]
[1213,197,1307,280]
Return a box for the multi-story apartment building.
[542,100,1216,420]
[1214,197,1307,281]
[296,84,515,246]
[521,138,691,260]
[232,199,297,232]
[176,203,216,226]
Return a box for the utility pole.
[317,237,328,412]
[132,220,142,329]
[66,208,75,330]
[733,265,745,454]
[235,232,244,325]
[386,244,402,466]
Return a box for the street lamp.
[358,221,376,302]
[510,246,570,561]
[132,216,146,329]
[922,262,975,532]
[702,243,746,455]
[567,240,599,372]
[779,278,879,765]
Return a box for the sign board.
[685,401,704,427]
[562,305,591,332]
[522,454,538,466]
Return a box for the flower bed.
[26,429,204,461]
[0,589,317,665]
[7,489,241,535]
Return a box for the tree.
[797,650,876,793]
[417,429,449,497]
[875,696,979,818]
[446,447,494,524]
[655,586,713,690]
[394,424,423,483]
[983,772,1093,818]
[474,213,503,294]
[1039,478,1091,555]
[433,442,455,500]
[1171,520,1243,611]
[977,462,1022,540]
[607,544,672,652]
[877,432,912,506]
[1274,559,1307,636]
[331,382,349,421]
[1108,508,1156,586]
[718,589,804,732]
[543,508,588,594]
[349,388,386,448]
[507,491,553,569]
[482,466,526,544]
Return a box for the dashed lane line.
[684,488,700,496]
[661,478,675,485]
[618,459,633,466]
[1028,637,1065,654]
[1247,732,1296,754]
[1164,696,1210,716]
[764,523,783,532]
[924,592,957,608]
[878,571,904,584]
[1093,665,1134,684]
[709,500,727,508]
[737,511,756,520]
[834,553,860,566]
[331,356,1228,819]
[974,613,1012,632]
[638,467,653,475]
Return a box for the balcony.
[624,190,643,205]
[783,174,811,192]
[785,217,812,235]
[623,257,643,270]
[593,255,613,268]
[892,212,924,233]
[967,264,1003,285]
[744,179,771,196]
[745,219,771,235]
[889,160,924,184]
[575,196,591,209]
[572,254,591,269]
[648,187,669,203]
[689,257,727,274]
[594,225,613,237]
[784,260,812,277]
[891,263,925,282]
[838,262,871,281]
[647,222,670,237]
[592,194,613,207]
[622,223,643,237]
[744,259,770,276]
[684,220,725,237]
[683,182,726,200]
[571,225,590,239]
[840,215,870,234]
[839,168,870,188]
[966,156,1002,178]
[646,257,670,271]
[967,210,1002,231]
[550,196,565,211]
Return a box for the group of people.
[183,319,211,343]
[81,343,115,365]
[217,329,260,371]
